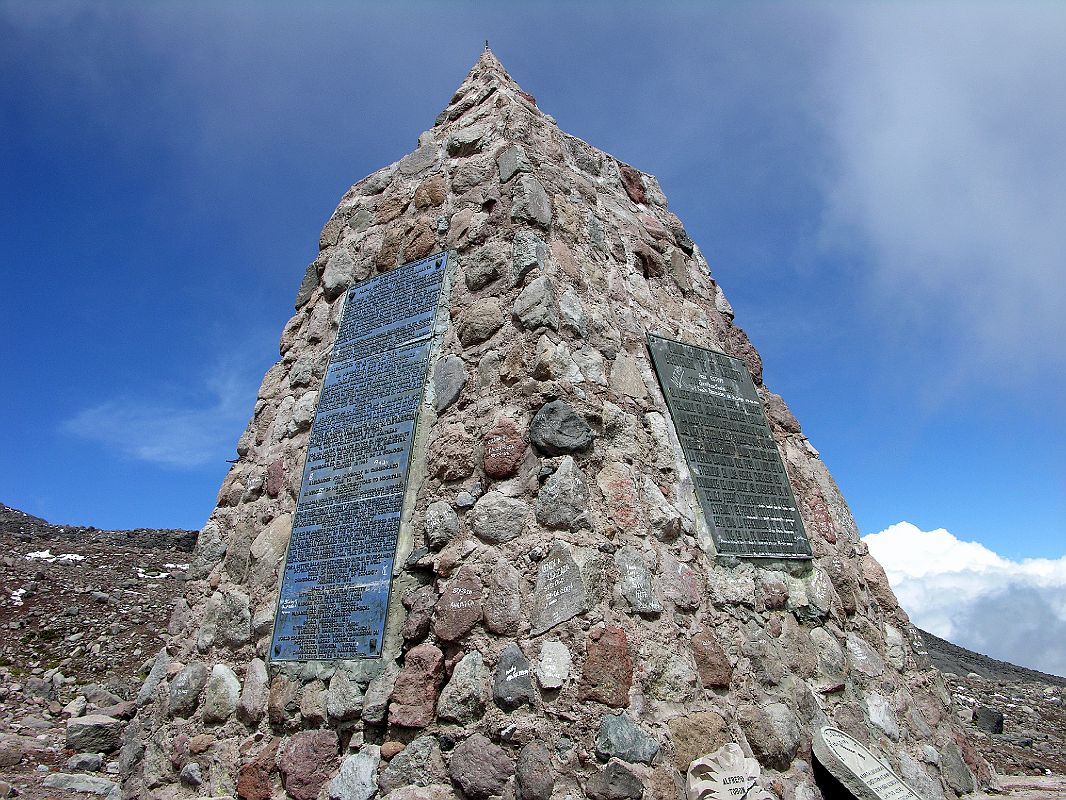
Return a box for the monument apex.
[122,48,990,800]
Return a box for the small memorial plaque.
[647,333,812,559]
[686,743,773,800]
[812,727,922,800]
[270,253,449,661]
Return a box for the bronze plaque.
[647,333,811,559]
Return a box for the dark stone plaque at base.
[270,253,449,661]
[647,333,812,560]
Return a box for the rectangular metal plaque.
[270,252,449,661]
[647,333,812,559]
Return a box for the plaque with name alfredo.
[270,252,449,661]
[647,333,811,559]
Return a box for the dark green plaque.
[647,333,812,559]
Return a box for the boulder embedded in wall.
[470,491,529,544]
[529,399,593,455]
[389,643,446,729]
[579,625,633,708]
[493,643,537,711]
[169,662,209,718]
[482,416,527,479]
[530,541,586,635]
[437,650,489,724]
[513,275,558,331]
[432,566,483,641]
[237,658,268,725]
[738,702,801,771]
[458,297,505,346]
[511,174,552,227]
[534,455,590,530]
[278,730,339,800]
[449,734,516,800]
[201,664,240,724]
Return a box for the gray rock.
[398,143,438,176]
[595,713,660,764]
[845,632,886,678]
[168,662,209,718]
[866,693,900,741]
[361,665,398,725]
[322,248,357,300]
[42,773,120,797]
[615,546,662,615]
[493,643,537,711]
[458,297,505,346]
[464,240,507,290]
[609,351,647,400]
[437,650,488,724]
[530,400,593,455]
[136,648,169,707]
[378,735,447,793]
[237,657,268,725]
[973,705,1004,734]
[179,762,202,787]
[67,752,103,771]
[470,491,529,544]
[497,144,532,182]
[586,762,643,800]
[513,275,558,331]
[294,261,319,308]
[939,742,976,795]
[536,641,572,689]
[202,664,240,724]
[530,541,586,635]
[535,456,590,530]
[329,748,380,800]
[66,715,124,754]
[641,477,681,541]
[482,558,523,636]
[898,752,945,800]
[327,669,364,722]
[433,355,466,413]
[738,702,800,771]
[447,125,487,157]
[511,174,552,226]
[517,742,555,800]
[424,500,459,551]
[512,229,547,285]
[449,734,515,800]
[559,287,585,335]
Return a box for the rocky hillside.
[0,502,1063,798]
[0,503,196,799]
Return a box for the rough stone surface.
[470,491,529,543]
[482,417,526,478]
[378,735,448,793]
[424,500,459,551]
[458,297,504,345]
[201,663,239,724]
[326,669,364,722]
[433,566,483,641]
[237,657,268,724]
[66,715,124,754]
[738,703,801,771]
[615,546,662,615]
[493,643,537,711]
[433,355,467,412]
[513,275,558,331]
[437,650,489,724]
[668,711,728,771]
[497,143,532,183]
[516,741,555,800]
[530,541,586,635]
[328,748,379,800]
[529,399,593,455]
[278,730,338,800]
[389,643,445,728]
[580,625,633,708]
[586,761,644,800]
[449,734,515,800]
[691,628,733,688]
[534,455,590,530]
[482,558,523,635]
[536,640,572,689]
[511,174,551,226]
[168,662,208,718]
[512,229,547,285]
[596,713,660,764]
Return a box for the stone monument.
[121,49,990,800]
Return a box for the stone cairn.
[121,50,991,800]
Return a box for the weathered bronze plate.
[270,253,449,660]
[647,333,812,559]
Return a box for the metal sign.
[647,333,812,559]
[270,252,449,660]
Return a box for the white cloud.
[819,6,1066,377]
[864,522,1066,676]
[62,362,254,469]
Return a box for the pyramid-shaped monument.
[122,50,990,800]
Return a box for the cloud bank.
[864,522,1066,676]
[820,6,1066,380]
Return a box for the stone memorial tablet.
[686,743,773,800]
[270,252,449,661]
[647,333,812,559]
[812,727,922,800]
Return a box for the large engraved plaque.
[813,727,922,800]
[270,253,449,661]
[647,333,811,559]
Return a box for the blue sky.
[2,3,1065,665]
